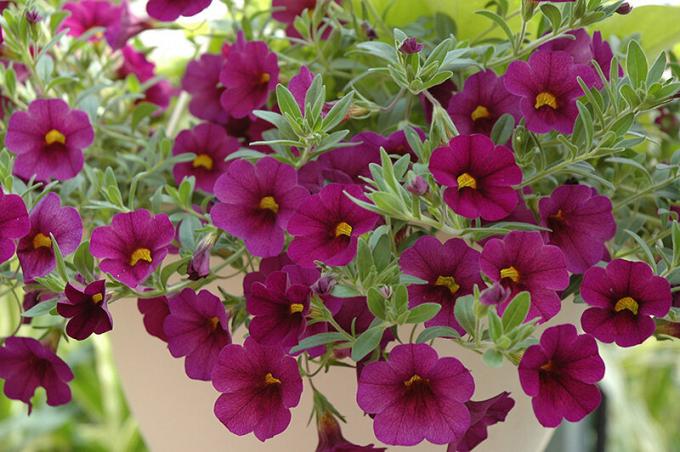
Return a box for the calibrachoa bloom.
[137,295,170,342]
[316,411,386,452]
[447,392,515,452]
[317,140,380,186]
[399,236,484,334]
[164,289,231,380]
[90,209,174,288]
[580,259,672,347]
[104,0,149,50]
[146,0,211,21]
[287,184,381,267]
[430,134,522,221]
[0,337,74,411]
[181,53,229,123]
[519,324,604,427]
[352,129,425,161]
[539,184,615,274]
[57,280,112,340]
[5,98,94,181]
[480,231,569,322]
[17,193,83,281]
[357,343,474,446]
[212,338,303,441]
[447,70,520,136]
[0,188,30,264]
[172,122,240,192]
[211,157,308,257]
[60,0,120,41]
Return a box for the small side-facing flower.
[519,324,604,427]
[447,392,515,452]
[146,0,211,21]
[164,288,231,381]
[430,134,522,221]
[317,136,381,186]
[357,343,474,446]
[60,0,119,40]
[17,193,83,281]
[57,280,112,340]
[539,184,615,274]
[211,157,308,257]
[287,184,381,267]
[90,209,174,288]
[399,236,484,334]
[137,295,170,341]
[212,338,303,441]
[580,259,672,347]
[0,336,74,411]
[400,37,423,54]
[172,123,240,193]
[0,188,30,264]
[316,410,386,452]
[5,98,94,181]
[181,53,228,123]
[480,231,569,322]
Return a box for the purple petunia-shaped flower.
[287,183,381,267]
[357,343,474,446]
[447,391,515,452]
[0,336,74,411]
[0,188,30,264]
[57,280,112,340]
[519,324,604,427]
[539,184,616,274]
[447,70,520,136]
[60,0,120,41]
[430,134,523,221]
[17,193,82,281]
[137,294,170,342]
[480,231,569,322]
[5,98,94,181]
[90,209,174,288]
[212,338,303,441]
[580,259,672,347]
[399,236,484,334]
[211,157,308,257]
[172,122,240,193]
[181,53,229,123]
[316,410,386,452]
[146,0,211,22]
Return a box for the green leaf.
[276,84,303,121]
[624,229,657,272]
[331,285,362,298]
[50,233,69,282]
[73,241,95,281]
[476,10,515,45]
[482,349,504,368]
[160,257,191,286]
[393,284,409,315]
[22,298,58,318]
[540,4,562,31]
[490,113,515,145]
[131,102,158,130]
[672,221,680,267]
[454,294,476,335]
[487,310,503,342]
[406,303,442,324]
[289,332,347,354]
[351,326,384,361]
[626,40,648,88]
[322,91,354,131]
[399,274,428,285]
[416,326,460,343]
[647,52,667,87]
[502,291,530,331]
[367,288,387,320]
[354,41,398,63]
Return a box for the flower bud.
[480,283,510,306]
[187,234,217,280]
[616,2,632,15]
[400,37,423,55]
[312,275,336,296]
[406,175,428,195]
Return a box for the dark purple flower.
[272,0,316,25]
[243,253,294,298]
[591,31,622,80]
[480,231,569,322]
[90,209,174,288]
[164,288,231,381]
[22,290,55,324]
[399,236,484,334]
[447,392,515,452]
[519,324,604,427]
[104,0,149,50]
[287,184,381,267]
[0,188,30,264]
[137,295,170,341]
[172,123,240,192]
[181,53,229,123]
[316,410,386,452]
[580,259,672,347]
[146,0,211,21]
[316,137,381,186]
[538,29,594,66]
[430,134,522,221]
[211,157,308,257]
[212,338,303,441]
[539,184,615,274]
[616,2,632,15]
[289,66,327,113]
[0,336,74,411]
[447,70,520,136]
[26,10,42,24]
[357,343,474,446]
[400,37,423,54]
[117,45,155,81]
[57,280,112,340]
[5,98,94,181]
[60,0,119,41]
[17,193,82,281]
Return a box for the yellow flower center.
[289,303,304,314]
[500,266,520,283]
[208,316,220,330]
[540,360,556,373]
[264,372,281,385]
[614,296,639,315]
[130,248,152,266]
[335,222,352,238]
[403,374,427,387]
[535,92,558,110]
[259,196,279,213]
[470,105,491,122]
[457,172,477,190]
[550,209,566,222]
[435,275,460,295]
[259,73,271,84]
[44,129,66,145]
[92,293,103,304]
[192,154,214,170]
[32,232,52,249]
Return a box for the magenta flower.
[243,253,293,298]
[316,144,380,188]
[352,129,426,161]
[538,29,594,66]
[172,123,240,192]
[504,50,596,134]
[580,259,672,347]
[357,343,474,446]
[480,231,569,322]
[212,338,303,441]
[219,39,279,118]
[539,184,615,274]
[400,37,423,54]
[60,0,119,41]
[519,324,604,427]
[447,392,515,452]
[17,193,82,281]
[146,0,211,21]
[399,236,484,334]
[0,337,74,411]
[90,209,174,288]
[181,53,229,123]
[5,98,94,181]
[137,295,170,341]
[211,157,308,257]
[104,0,149,50]
[430,134,522,221]
[57,280,112,340]
[316,411,386,452]
[247,270,311,347]
[140,79,175,110]
[0,188,30,264]
[447,70,520,136]
[164,288,231,381]
[288,184,381,267]
[116,45,155,81]
[272,0,316,26]
[591,31,622,79]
